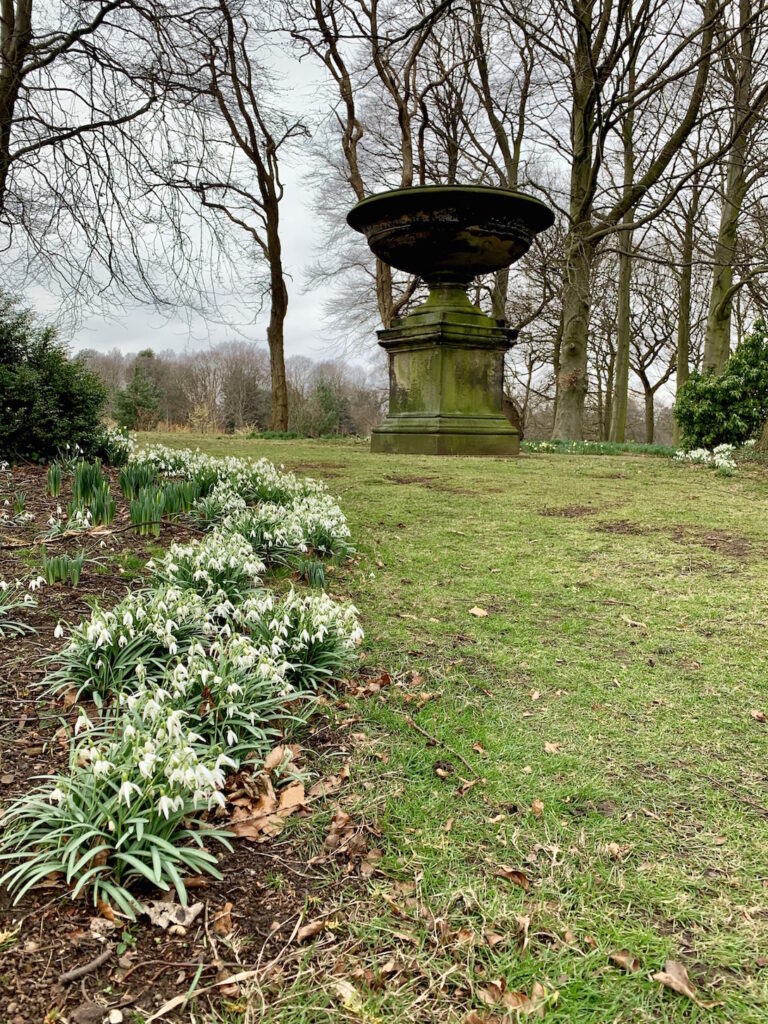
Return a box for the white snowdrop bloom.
[74,712,93,736]
[226,729,237,746]
[118,780,141,807]
[53,621,65,639]
[92,759,112,777]
[157,794,174,819]
[49,787,66,805]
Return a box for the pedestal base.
[372,285,519,458]
[372,416,519,456]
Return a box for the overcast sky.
[59,51,340,362]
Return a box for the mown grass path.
[149,434,768,1022]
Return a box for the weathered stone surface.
[347,185,553,457]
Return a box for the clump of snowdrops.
[0,447,362,916]
[675,441,742,475]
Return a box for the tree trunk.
[609,223,633,442]
[376,259,396,328]
[491,267,509,320]
[551,10,595,442]
[0,0,32,210]
[609,36,635,443]
[758,418,768,451]
[644,389,654,444]
[673,210,695,442]
[702,0,752,373]
[603,349,615,440]
[552,234,592,440]
[266,216,289,431]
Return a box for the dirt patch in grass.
[385,473,475,496]
[386,474,438,486]
[595,519,650,536]
[670,525,756,559]
[538,504,598,518]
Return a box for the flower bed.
[0,444,362,917]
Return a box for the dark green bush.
[0,296,107,463]
[674,321,768,449]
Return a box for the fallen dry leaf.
[213,902,233,936]
[652,959,719,1008]
[469,606,488,618]
[142,901,203,931]
[296,918,332,942]
[278,781,305,814]
[445,817,455,832]
[610,949,641,973]
[750,709,767,723]
[516,913,531,954]
[477,979,550,1016]
[97,899,116,922]
[496,865,530,890]
[332,979,364,1013]
[621,614,648,630]
[531,798,544,816]
[606,841,631,861]
[543,741,562,755]
[264,745,287,772]
[307,767,348,801]
[478,981,505,1006]
[360,847,383,877]
[457,778,481,796]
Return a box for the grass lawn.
[133,437,768,1019]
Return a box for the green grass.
[144,433,768,1022]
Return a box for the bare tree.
[148,0,307,430]
[703,0,768,371]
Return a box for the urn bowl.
[347,185,554,285]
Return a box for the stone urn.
[347,185,554,456]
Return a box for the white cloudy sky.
[55,51,339,361]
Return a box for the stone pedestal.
[371,285,519,457]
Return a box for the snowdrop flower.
[118,779,141,807]
[74,711,93,735]
[28,576,46,592]
[49,787,66,805]
[157,794,174,819]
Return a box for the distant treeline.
[80,343,386,437]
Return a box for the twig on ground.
[397,712,480,779]
[59,944,114,983]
